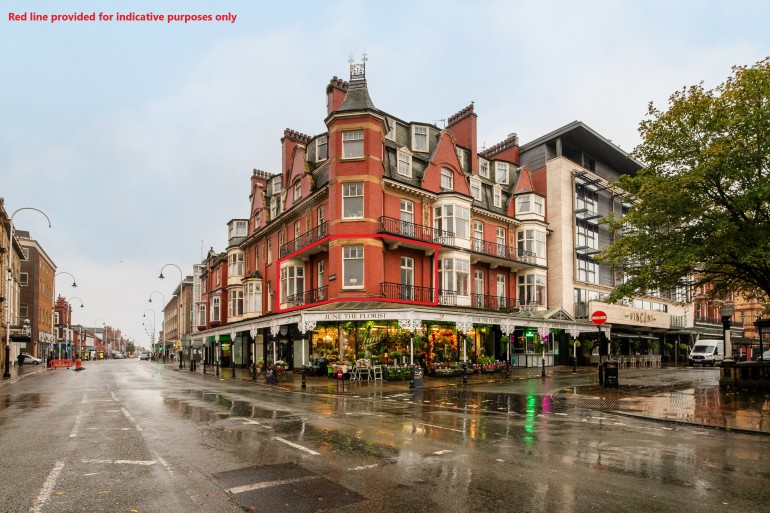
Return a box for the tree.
[126,342,135,355]
[598,58,770,302]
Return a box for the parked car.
[22,354,42,365]
[112,352,125,359]
[139,351,150,361]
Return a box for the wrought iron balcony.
[380,282,434,303]
[470,293,510,311]
[438,290,457,306]
[379,216,454,245]
[469,237,537,264]
[279,222,329,259]
[283,286,328,308]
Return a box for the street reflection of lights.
[523,394,537,445]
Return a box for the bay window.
[517,228,546,258]
[435,204,470,239]
[518,273,546,307]
[342,246,364,289]
[342,182,364,219]
[342,130,364,159]
[280,264,305,303]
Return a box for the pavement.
[5,359,770,435]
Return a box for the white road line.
[29,461,65,513]
[81,459,156,465]
[69,411,84,438]
[272,437,320,455]
[227,475,321,494]
[237,417,273,429]
[110,391,119,401]
[422,423,465,434]
[154,451,174,475]
[348,464,378,471]
[121,407,142,431]
[433,450,453,455]
[86,427,131,431]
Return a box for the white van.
[688,339,724,367]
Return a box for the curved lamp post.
[159,264,184,369]
[5,207,51,378]
[67,297,84,360]
[143,309,156,350]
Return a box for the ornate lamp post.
[720,303,734,360]
[159,264,184,368]
[4,207,51,378]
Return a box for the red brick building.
[193,62,595,375]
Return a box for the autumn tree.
[598,58,770,303]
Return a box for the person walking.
[17,353,25,371]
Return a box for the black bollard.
[462,362,468,385]
[301,366,306,389]
[252,363,257,381]
[215,359,219,377]
[202,360,207,374]
[232,362,236,379]
[572,355,577,374]
[541,358,546,378]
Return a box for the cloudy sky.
[2,0,768,345]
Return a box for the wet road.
[1,360,769,513]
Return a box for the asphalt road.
[1,360,769,513]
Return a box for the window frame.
[397,149,412,178]
[342,182,364,219]
[470,177,482,201]
[211,296,221,322]
[385,118,396,141]
[316,135,328,162]
[495,162,509,184]
[478,158,490,179]
[440,168,453,191]
[493,186,502,208]
[342,246,365,289]
[342,129,364,159]
[293,181,302,201]
[412,125,429,152]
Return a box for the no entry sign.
[591,311,607,325]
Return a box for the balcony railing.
[283,286,328,308]
[469,238,537,263]
[379,216,454,245]
[279,221,329,259]
[381,282,434,302]
[470,294,510,311]
[438,290,457,306]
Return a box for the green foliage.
[598,58,770,302]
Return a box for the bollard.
[572,355,577,374]
[410,365,415,389]
[215,360,219,377]
[337,368,344,393]
[541,358,546,378]
[301,366,306,389]
[202,360,207,375]
[232,362,236,379]
[252,363,257,381]
[462,362,468,385]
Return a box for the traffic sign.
[591,311,607,325]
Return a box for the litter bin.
[603,360,619,388]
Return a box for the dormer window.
[385,118,396,141]
[440,168,453,191]
[470,177,482,201]
[456,147,466,170]
[316,135,328,162]
[342,130,364,159]
[517,193,544,215]
[495,162,509,184]
[397,150,412,177]
[479,158,490,179]
[272,178,281,194]
[412,125,428,152]
[293,181,302,201]
[493,186,502,208]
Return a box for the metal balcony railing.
[379,216,454,245]
[469,238,537,264]
[283,286,328,308]
[279,222,329,259]
[380,282,435,303]
[470,293,511,311]
[438,290,457,306]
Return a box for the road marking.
[86,427,131,431]
[69,411,84,438]
[82,459,156,465]
[555,413,568,416]
[422,423,465,433]
[348,464,378,471]
[272,437,320,455]
[154,451,174,475]
[227,475,321,494]
[433,450,453,455]
[30,461,65,513]
[236,417,273,429]
[121,407,142,431]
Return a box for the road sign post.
[591,311,607,386]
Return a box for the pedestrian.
[17,353,24,370]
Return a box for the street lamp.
[720,303,734,360]
[68,297,84,360]
[159,264,184,369]
[148,290,165,305]
[4,206,51,378]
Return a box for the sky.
[2,0,769,347]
